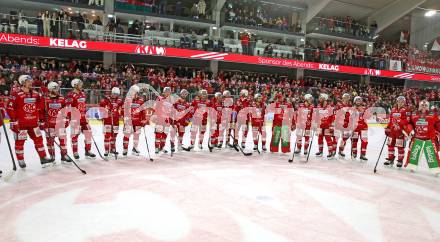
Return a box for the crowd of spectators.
[304,40,372,67]
[0,7,439,75]
[1,55,438,113]
[45,0,102,6]
[407,47,440,75]
[372,42,409,70]
[0,9,103,39]
[315,16,373,39]
[115,0,209,20]
[302,40,440,74]
[223,0,302,34]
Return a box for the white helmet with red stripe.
[304,94,313,102]
[71,78,83,88]
[354,96,362,103]
[47,81,59,91]
[18,75,32,85]
[111,87,121,95]
[319,93,329,101]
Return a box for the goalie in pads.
[404,100,440,173]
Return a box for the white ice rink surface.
[0,124,439,242]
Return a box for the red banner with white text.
[1,33,440,82]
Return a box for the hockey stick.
[373,137,388,173]
[288,134,298,163]
[0,111,17,171]
[256,132,261,154]
[230,133,252,156]
[208,136,213,152]
[170,124,177,157]
[110,105,118,160]
[228,127,240,152]
[207,125,214,153]
[142,126,154,162]
[304,131,316,163]
[53,138,86,174]
[91,135,108,161]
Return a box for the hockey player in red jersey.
[210,92,223,149]
[7,75,52,168]
[173,89,192,150]
[315,93,336,159]
[0,94,6,175]
[270,93,294,153]
[187,89,210,150]
[334,93,352,157]
[221,90,236,148]
[250,93,267,152]
[66,78,96,159]
[44,82,70,163]
[295,94,314,155]
[236,89,250,148]
[154,86,172,154]
[404,100,440,172]
[122,85,146,156]
[384,96,409,168]
[351,96,368,161]
[100,87,123,158]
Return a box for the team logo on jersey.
[392,113,401,117]
[48,109,59,117]
[23,103,36,113]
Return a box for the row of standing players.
[2,75,440,173]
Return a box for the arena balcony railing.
[2,14,440,76]
[221,0,305,37]
[22,0,104,9]
[0,13,407,74]
[307,17,375,42]
[114,0,215,25]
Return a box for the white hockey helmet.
[163,86,171,94]
[47,81,59,91]
[200,89,208,96]
[342,93,351,99]
[222,90,231,97]
[419,100,429,107]
[254,93,262,99]
[180,89,189,96]
[319,93,329,101]
[396,96,406,102]
[353,96,362,103]
[131,85,140,93]
[71,78,83,88]
[18,75,32,85]
[304,93,313,101]
[214,92,222,98]
[240,89,249,97]
[111,87,121,95]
